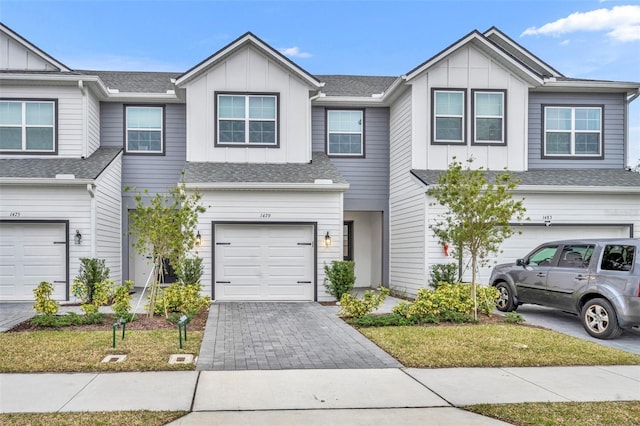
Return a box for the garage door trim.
[0,219,70,300]
[509,222,633,238]
[212,221,318,301]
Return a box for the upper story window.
[327,109,364,156]
[543,105,602,158]
[125,105,164,154]
[432,89,465,144]
[0,99,56,154]
[216,93,278,147]
[472,90,506,145]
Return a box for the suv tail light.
[637,281,640,297]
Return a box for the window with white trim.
[216,93,278,145]
[432,89,465,144]
[543,106,602,157]
[472,90,505,144]
[125,106,164,154]
[0,100,56,153]
[327,109,364,156]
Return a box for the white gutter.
[78,80,88,159]
[514,185,640,194]
[87,183,96,257]
[0,178,95,186]
[625,88,640,168]
[184,182,350,191]
[313,96,385,106]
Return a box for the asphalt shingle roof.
[184,151,347,184]
[76,70,181,93]
[411,168,640,187]
[316,75,398,97]
[0,147,122,179]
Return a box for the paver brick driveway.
[196,302,402,370]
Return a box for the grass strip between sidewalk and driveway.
[0,410,187,426]
[0,330,203,373]
[466,401,640,426]
[358,324,640,367]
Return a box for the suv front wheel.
[495,282,516,312]
[581,298,623,339]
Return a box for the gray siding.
[528,92,626,169]
[312,106,389,211]
[100,102,187,192]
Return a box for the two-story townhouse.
[1,23,638,302]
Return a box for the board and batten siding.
[528,92,627,169]
[0,184,93,294]
[100,102,187,193]
[0,31,60,71]
[94,153,122,284]
[389,89,427,296]
[183,45,311,164]
[194,190,344,301]
[409,44,529,172]
[312,106,390,211]
[0,85,85,158]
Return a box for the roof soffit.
[175,32,323,89]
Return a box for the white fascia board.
[104,92,182,103]
[1,24,71,72]
[0,73,111,98]
[184,182,350,192]
[0,178,95,186]
[312,96,385,107]
[514,185,640,194]
[404,33,543,86]
[538,80,640,94]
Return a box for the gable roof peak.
[0,22,71,72]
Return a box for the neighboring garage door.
[214,224,315,301]
[0,222,67,301]
[475,224,631,284]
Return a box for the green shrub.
[31,312,104,327]
[324,260,355,300]
[79,279,115,315]
[112,280,134,321]
[429,263,458,288]
[339,287,390,318]
[175,257,204,286]
[73,258,110,304]
[504,311,525,323]
[353,313,417,327]
[33,281,59,316]
[153,282,210,317]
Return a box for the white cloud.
[279,46,312,59]
[521,5,640,42]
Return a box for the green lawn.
[0,411,187,426]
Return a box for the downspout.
[78,80,88,159]
[87,183,96,258]
[626,89,640,168]
[308,91,324,161]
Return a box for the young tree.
[428,158,527,318]
[128,178,205,316]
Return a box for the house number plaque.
[260,213,272,219]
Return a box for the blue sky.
[2,0,639,165]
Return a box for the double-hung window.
[327,109,364,156]
[0,99,56,153]
[543,105,602,157]
[432,89,465,144]
[472,90,506,145]
[125,105,164,154]
[216,93,278,146]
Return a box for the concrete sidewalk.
[1,366,638,425]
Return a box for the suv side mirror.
[516,258,525,266]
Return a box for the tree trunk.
[471,255,478,320]
[146,255,163,317]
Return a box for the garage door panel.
[215,224,314,301]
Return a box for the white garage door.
[214,224,314,301]
[0,222,67,301]
[474,224,631,284]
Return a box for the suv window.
[558,244,593,268]
[527,246,558,266]
[601,245,635,271]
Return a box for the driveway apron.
[197,302,402,370]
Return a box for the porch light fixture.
[324,231,331,247]
[195,231,202,246]
[74,229,82,245]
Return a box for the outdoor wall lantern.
[195,230,202,246]
[74,229,82,245]
[324,231,331,247]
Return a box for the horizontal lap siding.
[95,153,122,284]
[528,92,626,169]
[389,90,426,296]
[196,190,344,301]
[312,107,389,211]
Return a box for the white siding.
[184,45,312,164]
[194,190,344,301]
[0,184,93,297]
[411,45,529,172]
[0,31,60,71]
[0,85,85,158]
[94,153,123,284]
[389,89,427,295]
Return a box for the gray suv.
[489,238,640,339]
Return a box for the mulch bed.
[8,308,209,333]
